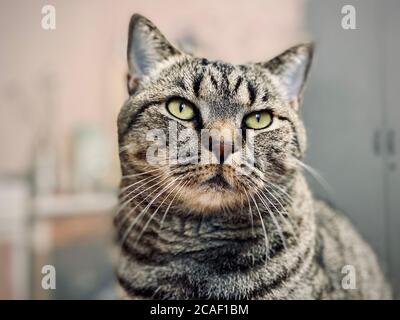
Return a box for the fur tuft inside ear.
[257,43,314,107]
[127,14,181,93]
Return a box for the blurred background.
[0,0,398,299]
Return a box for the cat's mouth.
[201,172,232,190]
[176,165,244,212]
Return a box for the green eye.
[166,98,195,121]
[244,110,273,129]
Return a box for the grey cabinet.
[382,0,400,299]
[305,0,400,297]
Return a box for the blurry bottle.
[71,124,110,192]
[33,143,58,195]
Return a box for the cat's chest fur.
[116,179,391,300]
[116,177,322,300]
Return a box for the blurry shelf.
[33,192,117,218]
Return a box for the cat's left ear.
[127,14,182,94]
[257,43,314,110]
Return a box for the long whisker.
[118,170,166,195]
[119,173,168,207]
[253,187,288,251]
[265,189,297,232]
[120,176,184,246]
[121,167,164,179]
[241,186,255,236]
[264,179,295,204]
[135,177,189,244]
[116,172,180,228]
[159,180,190,230]
[236,165,297,237]
[243,165,295,201]
[263,181,298,236]
[250,179,297,237]
[117,168,180,214]
[292,158,334,196]
[247,191,269,263]
[236,167,290,249]
[241,164,297,204]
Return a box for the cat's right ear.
[127,14,181,94]
[256,43,314,110]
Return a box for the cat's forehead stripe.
[246,81,257,106]
[192,73,204,98]
[262,92,269,102]
[232,77,243,95]
[175,78,187,91]
[187,61,259,107]
[209,73,219,91]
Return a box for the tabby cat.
[115,14,391,299]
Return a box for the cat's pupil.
[179,103,185,113]
[256,113,261,122]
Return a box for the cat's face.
[118,14,313,214]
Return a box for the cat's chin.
[179,185,240,213]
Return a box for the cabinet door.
[382,0,400,298]
[304,0,387,269]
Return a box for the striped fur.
[115,14,391,299]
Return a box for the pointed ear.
[257,43,314,109]
[127,14,181,93]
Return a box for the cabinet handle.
[387,129,395,156]
[373,129,381,155]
